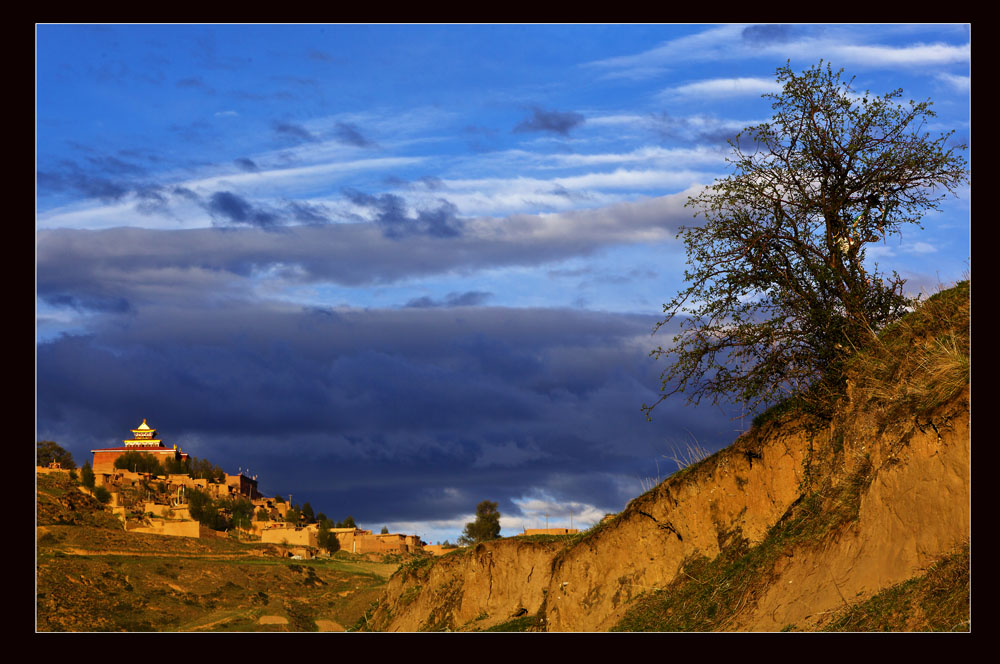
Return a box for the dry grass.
[820,542,969,632]
[640,437,714,493]
[850,280,969,418]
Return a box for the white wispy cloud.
[661,77,782,99]
[585,25,747,79]
[936,72,971,93]
[818,41,970,67]
[586,25,970,79]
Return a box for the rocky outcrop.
[371,538,565,631]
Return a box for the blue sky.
[36,24,970,545]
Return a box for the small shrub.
[93,486,112,504]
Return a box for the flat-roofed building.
[91,419,189,473]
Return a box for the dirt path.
[315,619,345,632]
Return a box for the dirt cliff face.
[542,425,814,631]
[370,285,970,632]
[370,539,565,631]
[732,391,969,631]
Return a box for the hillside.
[366,281,970,632]
[36,472,400,631]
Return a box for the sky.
[36,24,970,545]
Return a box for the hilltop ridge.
[366,281,970,632]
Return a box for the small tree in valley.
[459,500,501,545]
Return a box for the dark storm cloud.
[333,122,376,148]
[234,157,260,172]
[206,191,280,228]
[344,189,463,239]
[404,291,493,308]
[37,169,130,202]
[44,293,133,314]
[273,121,319,144]
[35,192,722,528]
[514,107,585,136]
[37,152,153,202]
[36,298,737,526]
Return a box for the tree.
[645,61,968,420]
[163,455,191,475]
[380,526,389,534]
[256,507,270,521]
[336,515,357,529]
[301,502,315,524]
[187,488,221,529]
[220,496,254,530]
[114,451,165,476]
[36,441,76,469]
[80,461,96,490]
[317,520,340,553]
[459,500,501,545]
[189,457,225,482]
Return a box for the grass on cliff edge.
[817,543,970,632]
[752,280,970,431]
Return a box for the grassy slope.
[610,281,970,632]
[36,473,397,632]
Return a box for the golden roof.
[136,419,151,430]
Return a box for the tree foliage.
[336,515,357,529]
[113,451,165,475]
[80,461,96,490]
[186,488,221,529]
[646,61,968,419]
[219,496,254,530]
[317,519,340,553]
[36,441,76,469]
[459,500,502,545]
[188,457,225,482]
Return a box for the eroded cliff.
[368,282,970,632]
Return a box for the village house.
[65,419,428,552]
